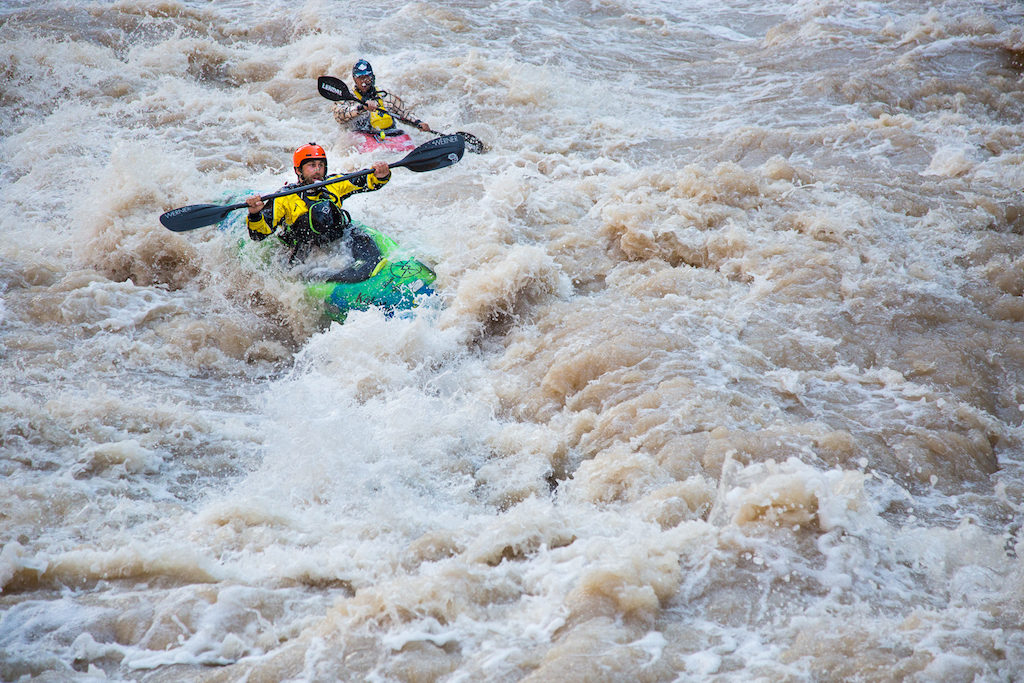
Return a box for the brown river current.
[2,0,1024,680]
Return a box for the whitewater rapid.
[2,0,1024,681]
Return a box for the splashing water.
[2,0,1024,680]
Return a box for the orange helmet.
[293,142,327,171]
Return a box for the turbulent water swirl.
[1,0,1023,680]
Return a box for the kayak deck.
[353,129,416,153]
[218,205,435,322]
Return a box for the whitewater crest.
[2,1,1023,681]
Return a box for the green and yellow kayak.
[304,225,436,322]
[218,208,435,323]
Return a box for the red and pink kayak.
[353,129,416,153]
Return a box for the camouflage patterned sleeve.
[381,92,422,126]
[332,101,364,124]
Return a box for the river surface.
[2,1,1024,681]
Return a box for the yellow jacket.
[332,89,423,134]
[247,172,389,245]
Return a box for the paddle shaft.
[318,76,486,153]
[159,133,464,231]
[233,167,380,213]
[159,168,381,231]
[391,113,486,153]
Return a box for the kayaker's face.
[354,74,373,94]
[296,159,326,183]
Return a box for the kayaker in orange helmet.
[333,59,432,136]
[243,143,390,274]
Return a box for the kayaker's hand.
[417,120,431,132]
[372,161,390,179]
[245,195,265,215]
[362,101,378,112]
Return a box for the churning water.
[2,0,1024,680]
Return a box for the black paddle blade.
[395,134,465,172]
[457,131,487,154]
[317,75,354,102]
[160,202,241,232]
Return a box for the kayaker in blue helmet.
[333,59,432,136]
[243,142,390,277]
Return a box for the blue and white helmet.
[352,59,374,78]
